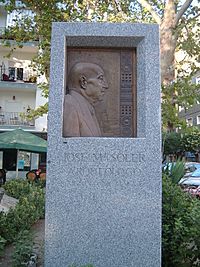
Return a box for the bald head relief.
[67,62,108,105]
[64,62,108,137]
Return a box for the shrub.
[163,159,185,184]
[3,179,45,199]
[12,230,33,267]
[3,179,32,199]
[0,235,6,257]
[163,132,182,156]
[0,180,45,243]
[162,174,200,266]
[3,179,45,219]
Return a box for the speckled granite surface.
[45,22,161,267]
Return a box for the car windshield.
[191,168,200,177]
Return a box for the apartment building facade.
[0,5,47,178]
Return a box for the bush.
[0,180,45,243]
[163,159,185,184]
[12,230,34,267]
[0,235,6,257]
[3,179,44,199]
[3,179,32,199]
[163,132,182,156]
[162,174,200,266]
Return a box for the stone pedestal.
[45,22,161,267]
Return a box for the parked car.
[184,162,200,178]
[179,168,200,198]
[179,167,200,183]
[163,161,200,181]
[179,177,200,198]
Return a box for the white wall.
[35,86,48,131]
[0,90,36,112]
[35,114,47,132]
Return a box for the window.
[39,152,46,171]
[8,67,24,81]
[18,151,31,171]
[3,149,17,171]
[186,117,193,127]
[197,115,200,125]
[196,77,200,85]
[8,67,15,80]
[17,68,23,80]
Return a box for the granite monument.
[45,22,161,267]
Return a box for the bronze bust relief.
[63,48,136,138]
[63,62,108,137]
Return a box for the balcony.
[0,66,37,91]
[0,112,35,127]
[0,66,36,83]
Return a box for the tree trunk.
[160,0,178,85]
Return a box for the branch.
[114,0,122,12]
[136,0,161,24]
[175,0,193,26]
[187,11,200,22]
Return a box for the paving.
[0,219,45,267]
[32,219,45,267]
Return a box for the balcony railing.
[0,112,35,127]
[0,66,37,83]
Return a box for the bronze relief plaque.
[63,48,136,137]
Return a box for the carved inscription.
[64,152,145,163]
[67,166,141,177]
[64,152,144,178]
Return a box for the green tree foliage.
[163,127,200,160]
[0,0,199,126]
[163,132,183,156]
[162,77,200,130]
[182,127,200,153]
[163,174,200,266]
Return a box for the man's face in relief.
[84,65,108,103]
